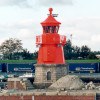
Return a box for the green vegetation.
[64,39,97,60]
[66,60,100,63]
[0,60,100,64]
[0,60,37,63]
[0,38,99,61]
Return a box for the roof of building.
[41,8,61,26]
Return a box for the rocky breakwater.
[49,75,85,90]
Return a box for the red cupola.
[41,8,61,26]
[36,8,66,64]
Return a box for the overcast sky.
[0,0,100,52]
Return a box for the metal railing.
[36,35,42,44]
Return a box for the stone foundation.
[34,64,69,88]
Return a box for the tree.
[80,45,91,58]
[87,52,97,59]
[12,49,34,60]
[94,51,100,55]
[63,39,91,60]
[64,39,73,59]
[33,51,38,60]
[0,38,23,60]
[72,46,81,59]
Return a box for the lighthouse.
[36,8,66,64]
[34,8,68,88]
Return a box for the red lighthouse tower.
[34,8,68,88]
[36,8,66,64]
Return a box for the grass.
[0,59,100,63]
[0,60,37,63]
[66,59,100,63]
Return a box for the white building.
[96,55,100,59]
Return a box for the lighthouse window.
[43,26,59,33]
[43,26,48,33]
[48,26,51,33]
[47,71,51,80]
[56,26,59,33]
[53,26,59,33]
[46,26,48,33]
[48,26,59,33]
[43,26,45,33]
[48,26,54,33]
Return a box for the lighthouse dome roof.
[41,8,61,26]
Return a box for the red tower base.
[38,44,65,64]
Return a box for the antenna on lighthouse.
[47,14,58,17]
[47,8,58,17]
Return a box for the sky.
[0,0,100,52]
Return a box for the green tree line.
[0,38,99,60]
[64,39,97,60]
